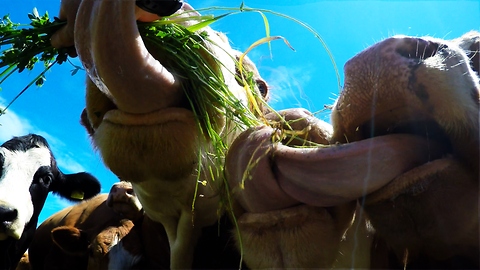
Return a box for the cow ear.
[52,226,89,256]
[51,172,101,202]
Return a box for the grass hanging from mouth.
[137,20,264,219]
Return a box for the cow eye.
[39,173,53,186]
[256,79,269,98]
[33,166,54,187]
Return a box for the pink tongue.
[227,126,447,212]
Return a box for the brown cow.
[27,191,149,270]
[225,31,479,269]
[330,31,480,268]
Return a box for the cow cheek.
[93,121,200,180]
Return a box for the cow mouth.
[226,109,450,214]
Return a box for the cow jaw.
[331,33,480,202]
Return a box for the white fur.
[0,145,51,240]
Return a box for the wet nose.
[107,182,136,208]
[110,183,135,198]
[0,206,18,223]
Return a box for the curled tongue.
[227,115,447,212]
[75,0,183,114]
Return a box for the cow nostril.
[0,206,18,222]
[396,38,440,60]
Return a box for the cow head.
[331,31,479,266]
[224,31,479,268]
[75,0,267,216]
[0,134,101,269]
[73,1,268,267]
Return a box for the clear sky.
[1,0,479,224]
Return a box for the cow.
[48,0,479,268]
[225,31,479,269]
[0,134,101,270]
[27,186,149,270]
[330,31,480,268]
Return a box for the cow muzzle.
[0,203,21,240]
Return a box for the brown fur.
[331,31,480,268]
[28,194,142,270]
[226,108,376,269]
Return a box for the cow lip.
[103,107,196,126]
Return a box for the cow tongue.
[227,126,447,212]
[75,0,182,114]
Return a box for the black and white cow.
[0,134,101,270]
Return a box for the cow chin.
[92,111,201,181]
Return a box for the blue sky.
[1,0,479,224]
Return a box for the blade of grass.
[1,60,56,114]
